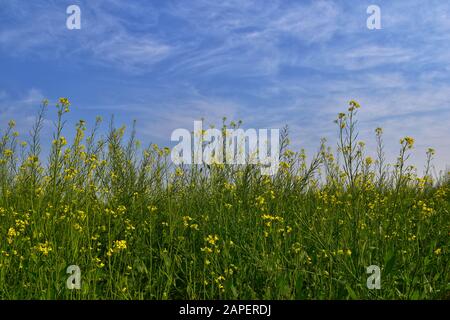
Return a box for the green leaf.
[230,285,239,299]
[346,284,358,300]
[295,274,304,299]
[384,251,396,275]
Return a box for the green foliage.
[0,99,448,299]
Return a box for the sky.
[1,0,449,174]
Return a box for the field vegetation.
[0,99,448,299]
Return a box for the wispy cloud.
[0,1,172,72]
[0,88,46,135]
[1,0,450,171]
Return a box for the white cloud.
[270,0,343,44]
[0,2,172,72]
[89,33,171,71]
[1,0,450,173]
[0,88,47,137]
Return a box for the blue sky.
[1,0,450,173]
